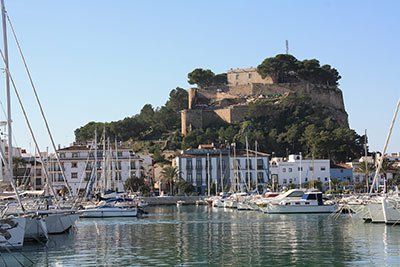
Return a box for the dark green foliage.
[188,68,215,88]
[124,176,150,193]
[175,179,195,194]
[187,68,227,88]
[257,54,341,85]
[75,87,188,143]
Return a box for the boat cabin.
[302,192,323,206]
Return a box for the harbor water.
[4,205,400,266]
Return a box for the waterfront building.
[330,163,353,183]
[269,154,330,189]
[49,142,152,196]
[174,146,270,195]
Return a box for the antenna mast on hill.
[285,40,289,54]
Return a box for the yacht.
[266,191,338,214]
[0,216,26,248]
[382,197,400,224]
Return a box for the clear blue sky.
[2,0,399,155]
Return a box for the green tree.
[12,156,27,185]
[257,54,298,83]
[175,178,195,194]
[213,73,227,85]
[188,68,215,88]
[161,166,182,195]
[330,178,340,191]
[354,162,375,191]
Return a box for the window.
[89,153,94,158]
[97,152,103,158]
[117,161,122,169]
[283,168,286,173]
[236,74,239,80]
[186,159,193,169]
[298,167,303,171]
[288,168,292,172]
[116,172,121,180]
[321,167,326,171]
[131,161,136,169]
[325,177,328,181]
[257,172,264,183]
[72,153,79,158]
[85,172,91,181]
[248,73,252,79]
[196,173,202,185]
[257,159,264,169]
[60,153,65,158]
[36,168,41,176]
[72,162,78,168]
[317,177,321,181]
[245,159,252,169]
[245,172,252,180]
[196,159,202,170]
[117,152,123,157]
[289,179,293,184]
[309,167,313,171]
[71,172,78,179]
[187,172,193,183]
[36,178,42,186]
[305,178,308,182]
[283,179,287,184]
[340,169,344,173]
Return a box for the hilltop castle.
[181,67,349,135]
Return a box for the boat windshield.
[286,191,304,198]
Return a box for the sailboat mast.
[255,141,258,193]
[246,135,250,192]
[219,150,223,194]
[1,0,12,181]
[364,129,368,193]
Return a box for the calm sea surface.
[3,205,400,266]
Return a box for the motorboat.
[266,191,338,214]
[80,204,137,218]
[382,197,400,224]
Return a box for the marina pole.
[219,150,223,194]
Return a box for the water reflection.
[2,206,400,266]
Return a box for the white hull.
[45,213,80,234]
[24,216,48,241]
[367,202,385,223]
[80,207,138,218]
[267,204,338,214]
[237,202,251,210]
[382,198,400,224]
[0,217,26,248]
[348,203,371,220]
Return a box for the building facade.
[174,147,270,194]
[49,142,152,196]
[269,154,330,189]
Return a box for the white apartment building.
[50,142,152,196]
[174,148,270,194]
[269,154,330,189]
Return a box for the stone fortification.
[181,68,349,135]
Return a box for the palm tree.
[160,166,181,196]
[330,178,340,191]
[379,158,398,193]
[12,156,27,186]
[354,162,375,192]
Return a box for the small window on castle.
[248,73,252,79]
[236,74,239,80]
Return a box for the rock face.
[181,68,349,135]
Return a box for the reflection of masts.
[207,153,210,196]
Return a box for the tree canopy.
[187,68,227,88]
[257,54,341,85]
